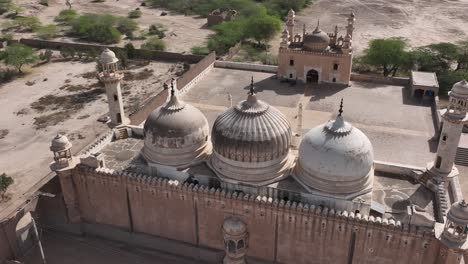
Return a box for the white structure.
[49,134,75,170]
[142,79,212,170]
[209,78,295,186]
[98,48,129,127]
[295,99,374,199]
[429,80,468,181]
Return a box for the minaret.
[429,80,468,182]
[49,134,81,223]
[98,48,129,127]
[435,200,468,263]
[346,12,355,39]
[286,9,295,43]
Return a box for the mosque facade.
[46,48,468,264]
[277,10,354,85]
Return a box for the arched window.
[442,134,447,141]
[228,240,236,253]
[114,94,118,101]
[237,239,244,249]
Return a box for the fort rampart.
[56,164,441,264]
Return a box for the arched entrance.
[306,69,319,83]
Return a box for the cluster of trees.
[54,11,138,44]
[357,38,468,95]
[146,0,310,17]
[207,6,281,54]
[146,0,311,54]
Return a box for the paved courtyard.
[183,68,436,167]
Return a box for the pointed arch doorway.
[306,69,319,83]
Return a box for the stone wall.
[59,165,443,264]
[19,38,205,63]
[214,61,278,73]
[129,52,216,125]
[350,73,410,86]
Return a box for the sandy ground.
[270,0,468,56]
[7,0,212,53]
[0,57,177,213]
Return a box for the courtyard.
[182,68,436,167]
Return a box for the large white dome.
[142,85,211,168]
[295,111,374,196]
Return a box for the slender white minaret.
[280,29,289,48]
[98,48,129,126]
[429,80,468,181]
[286,9,295,43]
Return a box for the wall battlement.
[78,164,435,237]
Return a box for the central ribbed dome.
[210,79,295,186]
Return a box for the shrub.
[0,173,14,200]
[36,24,58,39]
[148,23,166,39]
[3,16,42,32]
[116,17,138,38]
[39,0,48,6]
[55,9,78,23]
[1,44,38,73]
[39,49,53,62]
[141,37,166,51]
[191,46,210,55]
[128,8,142,19]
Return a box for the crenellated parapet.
[76,163,433,237]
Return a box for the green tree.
[141,37,166,51]
[70,14,122,43]
[244,13,281,46]
[361,38,410,77]
[438,71,468,96]
[0,173,14,200]
[124,42,136,59]
[1,44,38,73]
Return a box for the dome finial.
[170,78,175,97]
[338,98,344,116]
[250,76,255,95]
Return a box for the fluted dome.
[143,86,211,168]
[99,48,118,64]
[50,134,72,152]
[303,24,330,52]
[295,106,374,196]
[223,217,247,236]
[448,200,468,226]
[449,80,468,98]
[210,81,295,186]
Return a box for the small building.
[207,8,237,26]
[277,10,355,85]
[411,71,439,98]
